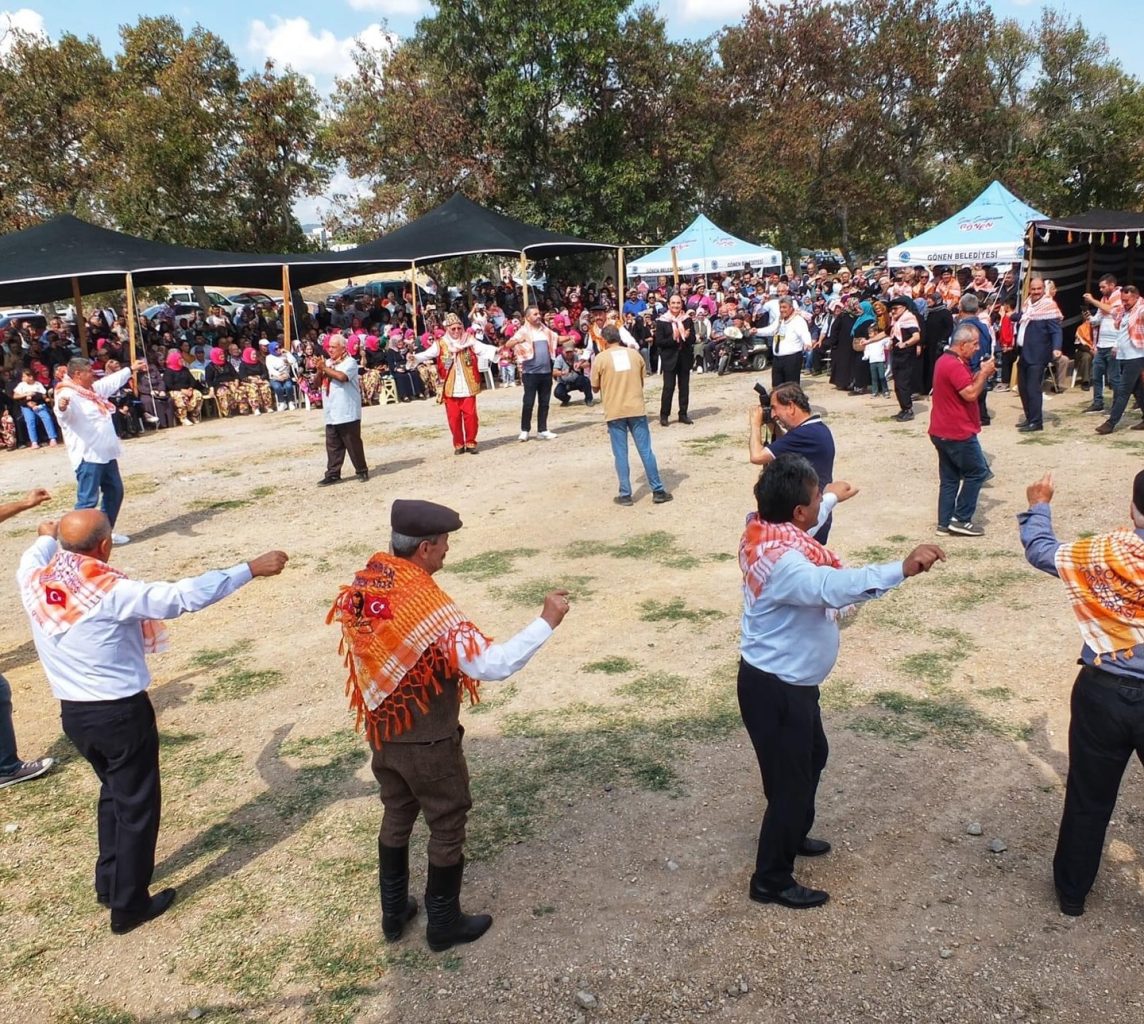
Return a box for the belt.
[1078,661,1144,688]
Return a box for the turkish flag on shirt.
[45,585,67,607]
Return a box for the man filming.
[748,383,838,542]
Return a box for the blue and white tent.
[887,181,1046,268]
[627,215,781,278]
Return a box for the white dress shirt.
[54,367,132,469]
[19,536,254,701]
[458,617,553,680]
[773,313,812,357]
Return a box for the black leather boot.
[379,842,418,942]
[424,857,492,952]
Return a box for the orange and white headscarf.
[1055,530,1144,663]
[20,549,169,652]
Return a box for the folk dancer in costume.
[413,314,499,455]
[19,509,286,933]
[1018,469,1144,916]
[54,356,148,545]
[329,499,569,949]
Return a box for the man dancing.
[19,510,287,933]
[414,315,499,454]
[54,356,147,545]
[329,499,569,949]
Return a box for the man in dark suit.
[1015,276,1062,433]
[655,294,694,425]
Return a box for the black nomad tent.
[1027,210,1144,345]
[326,193,618,266]
[0,215,396,308]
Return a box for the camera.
[753,381,772,422]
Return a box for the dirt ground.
[1,368,1143,1024]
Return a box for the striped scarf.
[55,375,114,415]
[328,553,489,743]
[1054,530,1144,663]
[739,513,842,609]
[20,549,169,652]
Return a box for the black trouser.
[521,372,553,432]
[737,659,828,891]
[770,352,802,388]
[1054,665,1144,904]
[658,347,692,418]
[325,418,367,478]
[554,377,592,405]
[891,347,916,411]
[61,691,161,914]
[1017,356,1047,428]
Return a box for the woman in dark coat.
[827,300,857,391]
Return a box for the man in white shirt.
[54,356,147,545]
[315,335,368,485]
[18,509,287,933]
[769,297,812,387]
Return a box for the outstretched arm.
[0,488,50,526]
[457,591,568,681]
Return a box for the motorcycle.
[716,327,771,374]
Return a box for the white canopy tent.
[627,215,781,278]
[887,181,1046,268]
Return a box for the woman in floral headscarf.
[297,339,324,409]
[238,346,273,415]
[163,349,205,425]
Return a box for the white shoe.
[518,431,530,442]
[144,414,159,424]
[180,418,191,426]
[111,533,131,545]
[254,409,262,416]
[288,402,297,410]
[538,430,558,440]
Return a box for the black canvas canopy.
[1027,209,1144,346]
[327,193,618,265]
[0,215,401,307]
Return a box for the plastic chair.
[379,377,399,405]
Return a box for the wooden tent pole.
[617,247,625,302]
[519,253,529,310]
[72,277,88,357]
[281,265,292,351]
[125,272,138,390]
[671,246,680,291]
[410,262,419,335]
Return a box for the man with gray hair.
[956,292,995,426]
[54,355,147,545]
[330,499,570,950]
[768,297,812,387]
[927,324,996,536]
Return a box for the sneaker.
[0,757,55,790]
[614,494,634,507]
[652,490,673,504]
[947,520,984,537]
[936,524,952,535]
[49,439,58,447]
[29,443,39,449]
[538,431,558,440]
[144,414,159,424]
[518,431,530,442]
[111,533,131,545]
[253,409,262,416]
[1082,403,1105,413]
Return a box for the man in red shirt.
[928,324,996,537]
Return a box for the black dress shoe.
[678,414,694,425]
[659,416,670,427]
[749,880,829,909]
[317,476,342,486]
[357,470,369,482]
[110,888,177,934]
[1018,422,1043,432]
[798,837,832,857]
[1057,889,1085,917]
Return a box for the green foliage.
[445,548,539,580]
[638,598,724,622]
[197,668,285,704]
[582,656,639,674]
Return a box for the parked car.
[325,280,432,309]
[141,302,201,324]
[0,309,48,333]
[166,289,240,314]
[227,291,280,309]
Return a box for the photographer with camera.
[748,383,838,541]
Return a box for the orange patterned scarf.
[327,553,489,743]
[1054,530,1144,663]
[20,549,169,652]
[739,513,842,607]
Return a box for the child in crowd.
[498,342,517,386]
[12,369,59,448]
[863,329,890,398]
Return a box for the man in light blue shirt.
[317,334,368,485]
[738,455,945,909]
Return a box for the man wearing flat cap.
[329,499,570,951]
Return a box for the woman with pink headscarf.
[360,334,383,405]
[205,347,241,417]
[237,346,273,415]
[162,349,205,425]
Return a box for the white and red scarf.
[54,375,114,416]
[739,513,843,616]
[657,309,691,344]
